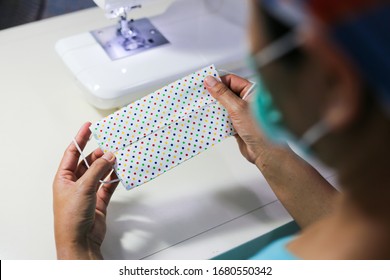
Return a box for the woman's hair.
[257,1,378,120]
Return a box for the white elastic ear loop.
[72,138,120,185]
[217,68,257,101]
[242,82,257,101]
[255,29,303,68]
[298,119,330,148]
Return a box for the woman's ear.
[302,29,364,132]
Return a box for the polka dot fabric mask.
[90,65,235,190]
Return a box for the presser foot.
[91,18,169,60]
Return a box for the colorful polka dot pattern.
[90,65,235,190]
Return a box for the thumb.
[204,75,246,116]
[79,152,116,192]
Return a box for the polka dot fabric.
[90,65,235,190]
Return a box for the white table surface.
[0,5,335,260]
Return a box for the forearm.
[256,145,338,228]
[56,241,103,260]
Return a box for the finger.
[58,122,92,175]
[96,172,119,215]
[75,148,104,178]
[204,75,247,115]
[221,74,254,98]
[78,152,116,194]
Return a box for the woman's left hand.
[53,122,118,259]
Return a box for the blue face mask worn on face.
[247,30,330,154]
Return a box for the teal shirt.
[250,235,299,260]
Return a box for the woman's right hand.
[205,74,338,228]
[204,74,272,165]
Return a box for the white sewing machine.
[56,0,250,109]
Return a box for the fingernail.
[205,76,218,87]
[102,152,115,162]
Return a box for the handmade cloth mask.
[90,65,235,190]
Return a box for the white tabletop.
[0,5,335,260]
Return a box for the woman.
[53,0,390,259]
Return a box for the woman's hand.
[53,122,119,259]
[205,74,272,165]
[205,74,337,228]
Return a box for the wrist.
[254,143,290,174]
